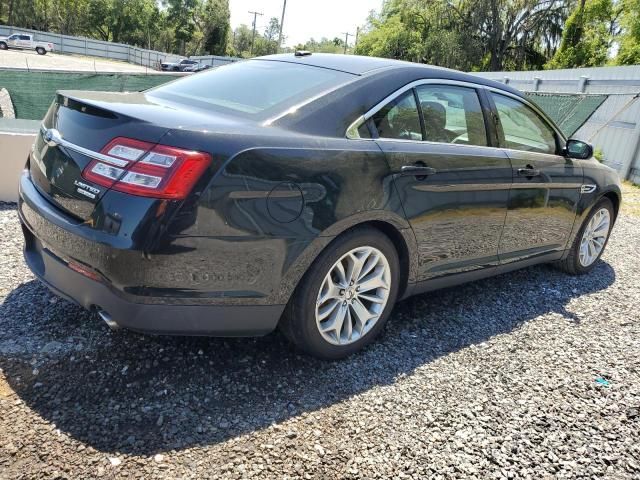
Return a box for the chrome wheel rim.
[315,246,391,346]
[579,208,611,267]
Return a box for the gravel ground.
[1,184,639,479]
[0,49,154,73]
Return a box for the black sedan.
[19,53,621,359]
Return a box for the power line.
[278,0,287,52]
[248,10,263,56]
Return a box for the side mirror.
[565,139,593,160]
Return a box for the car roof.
[258,53,521,97]
[259,53,420,75]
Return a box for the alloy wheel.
[579,208,611,267]
[315,246,391,346]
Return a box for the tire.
[36,47,46,55]
[280,226,400,360]
[0,43,7,50]
[556,197,614,275]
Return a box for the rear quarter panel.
[149,133,417,305]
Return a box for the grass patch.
[621,181,640,217]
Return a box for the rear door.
[19,35,31,48]
[489,92,582,264]
[373,82,513,282]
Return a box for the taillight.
[82,137,211,200]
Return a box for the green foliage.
[293,37,348,54]
[616,0,640,64]
[546,0,619,69]
[594,147,605,162]
[355,13,422,60]
[353,0,633,71]
[230,17,282,57]
[355,0,571,71]
[0,0,231,56]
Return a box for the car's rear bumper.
[18,173,284,336]
[22,233,283,335]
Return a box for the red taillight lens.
[82,137,211,200]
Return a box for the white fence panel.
[0,25,208,69]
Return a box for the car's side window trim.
[412,88,427,142]
[489,91,563,156]
[484,87,566,146]
[347,79,487,140]
[346,79,567,149]
[477,88,500,148]
[356,81,492,148]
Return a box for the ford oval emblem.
[44,128,62,147]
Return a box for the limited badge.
[74,180,100,200]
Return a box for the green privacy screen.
[0,70,178,120]
[525,92,607,137]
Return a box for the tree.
[201,0,230,55]
[547,0,621,68]
[449,0,569,70]
[231,23,253,57]
[86,0,158,46]
[355,0,571,71]
[256,17,280,55]
[616,0,640,64]
[167,0,198,55]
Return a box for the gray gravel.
[1,186,639,479]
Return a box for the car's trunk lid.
[29,90,223,221]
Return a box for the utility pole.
[277,0,287,52]
[249,10,263,56]
[355,27,360,49]
[342,32,353,54]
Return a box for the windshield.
[148,59,355,118]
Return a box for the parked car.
[0,33,53,55]
[182,63,212,73]
[160,58,198,72]
[19,53,621,359]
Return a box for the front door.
[372,83,513,282]
[489,92,582,264]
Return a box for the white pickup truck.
[0,33,54,55]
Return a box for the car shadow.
[0,260,616,456]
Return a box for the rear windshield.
[148,60,355,118]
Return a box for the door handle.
[517,166,541,177]
[400,165,437,177]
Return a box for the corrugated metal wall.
[475,66,640,182]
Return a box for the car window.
[371,90,422,141]
[8,35,17,40]
[415,84,487,146]
[491,93,557,154]
[20,35,30,40]
[148,59,355,117]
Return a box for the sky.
[229,0,384,47]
